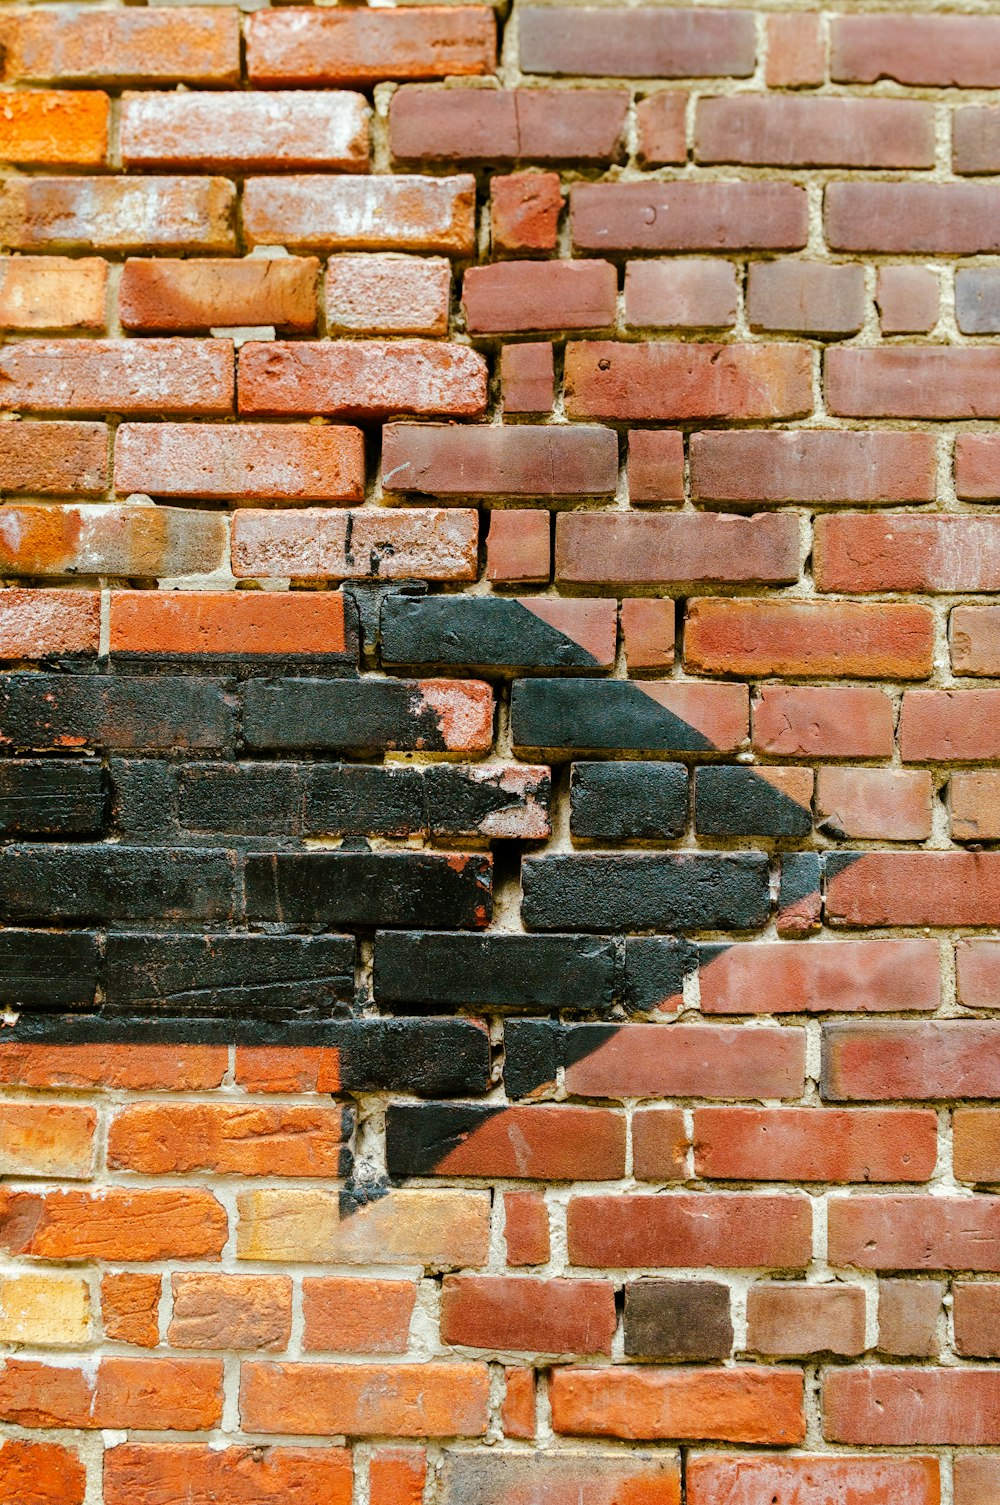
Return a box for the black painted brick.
[521,853,771,932]
[571,761,688,840]
[0,675,237,752]
[373,931,615,1011]
[242,677,467,753]
[244,851,492,929]
[0,845,240,926]
[0,930,101,1009]
[104,932,355,1015]
[0,761,105,836]
[380,596,608,671]
[695,766,812,838]
[512,679,715,755]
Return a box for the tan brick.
[237,1187,490,1267]
[0,256,106,332]
[0,1274,90,1347]
[0,1101,95,1178]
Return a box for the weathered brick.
[568,1193,811,1270]
[371,1448,426,1505]
[0,1439,85,1505]
[556,512,798,587]
[956,435,1000,500]
[391,87,628,166]
[0,1272,90,1347]
[238,1187,489,1267]
[463,259,616,333]
[238,340,485,419]
[691,429,936,506]
[0,339,233,416]
[625,258,737,330]
[387,1103,626,1179]
[572,182,807,253]
[440,1451,681,1505]
[699,939,939,1015]
[565,341,812,420]
[624,1281,732,1361]
[878,1279,942,1359]
[240,1361,489,1437]
[115,422,363,503]
[243,678,491,754]
[103,1445,353,1505]
[519,8,755,77]
[636,92,688,166]
[121,91,368,172]
[824,1367,1000,1446]
[550,1366,804,1444]
[326,254,450,336]
[766,15,825,87]
[234,1020,491,1099]
[0,1042,226,1093]
[747,260,865,336]
[829,1196,1000,1274]
[501,341,554,414]
[0,589,97,660]
[698,97,933,168]
[632,1109,688,1180]
[816,767,933,841]
[687,1456,939,1505]
[303,1278,416,1354]
[832,14,1000,86]
[120,256,318,334]
[246,7,495,86]
[232,508,478,582]
[877,265,939,334]
[502,1374,536,1437]
[491,171,562,254]
[168,1274,291,1352]
[107,1102,352,1178]
[694,1106,935,1183]
[950,772,1000,841]
[243,175,476,256]
[824,1021,1000,1102]
[0,1187,226,1261]
[952,605,1000,675]
[0,676,235,752]
[0,1101,95,1179]
[0,760,104,839]
[440,1276,616,1355]
[818,514,1000,594]
[0,177,235,254]
[0,842,239,924]
[382,421,618,497]
[753,685,894,759]
[101,1273,160,1348]
[0,421,107,495]
[687,599,933,680]
[746,1283,866,1358]
[0,255,106,333]
[827,184,1000,256]
[513,679,749,756]
[381,596,616,672]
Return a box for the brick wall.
[1,2,999,1502]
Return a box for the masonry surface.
[3,1,1000,1502]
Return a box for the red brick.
[699,939,940,1016]
[824,1021,1000,1102]
[955,1456,1000,1505]
[698,96,933,169]
[0,1042,226,1092]
[303,1277,416,1353]
[246,7,495,86]
[486,511,550,584]
[121,91,368,172]
[565,342,812,422]
[101,1273,160,1348]
[232,508,478,582]
[557,512,798,589]
[746,1283,867,1357]
[829,346,1000,418]
[687,1455,939,1505]
[687,599,932,680]
[463,260,616,334]
[371,1448,426,1505]
[550,1366,804,1444]
[0,1439,85,1505]
[754,685,894,759]
[957,435,1000,501]
[416,1104,626,1180]
[567,1193,811,1270]
[766,15,825,87]
[826,183,1000,255]
[490,171,562,255]
[877,266,939,335]
[243,175,476,257]
[832,14,1000,86]
[818,514,1000,594]
[382,422,617,497]
[625,259,737,331]
[622,599,676,674]
[950,772,1000,842]
[441,1275,616,1355]
[953,1284,1000,1357]
[571,182,807,253]
[240,1361,489,1438]
[103,1444,352,1505]
[691,429,936,507]
[0,1357,222,1431]
[954,107,1000,175]
[168,1274,291,1352]
[0,420,106,495]
[503,1191,550,1266]
[326,254,450,337]
[829,853,1000,927]
[0,589,98,660]
[957,939,1000,1007]
[694,1106,935,1183]
[115,423,363,503]
[636,92,687,167]
[0,1101,95,1178]
[626,431,684,505]
[391,87,628,166]
[952,605,1000,675]
[0,1187,227,1261]
[501,1371,535,1439]
[816,767,933,841]
[0,90,107,167]
[830,1196,1000,1274]
[824,1367,1000,1445]
[954,1110,1000,1183]
[519,8,756,78]
[0,504,227,580]
[0,338,233,416]
[119,257,318,335]
[501,342,554,415]
[238,340,485,419]
[632,1109,688,1180]
[0,177,235,254]
[0,8,239,85]
[563,1023,805,1101]
[878,1279,942,1359]
[900,689,1000,762]
[747,261,865,337]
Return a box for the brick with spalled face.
[0,177,235,254]
[121,91,369,172]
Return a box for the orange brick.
[101,1273,161,1348]
[169,1274,292,1352]
[0,1439,85,1505]
[303,1278,416,1353]
[370,1448,427,1505]
[693,1106,936,1184]
[0,178,236,255]
[0,9,240,85]
[0,90,107,165]
[687,599,934,679]
[0,504,227,580]
[108,592,354,663]
[0,1188,227,1262]
[687,1456,939,1505]
[247,7,495,86]
[103,1445,352,1505]
[550,1366,805,1444]
[240,1361,490,1437]
[119,257,318,334]
[504,1190,550,1266]
[502,1370,536,1439]
[0,1357,222,1431]
[0,1042,226,1092]
[107,1102,352,1177]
